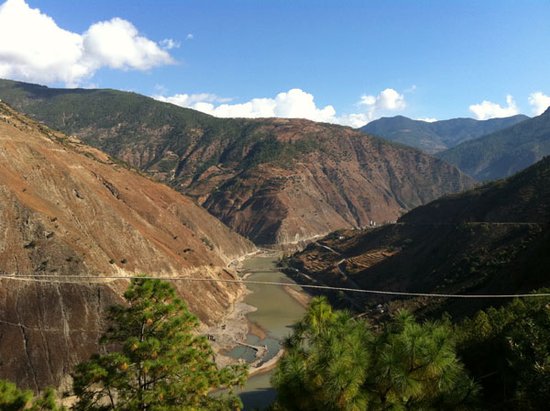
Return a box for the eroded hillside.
[0,102,255,390]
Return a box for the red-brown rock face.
[0,102,255,390]
[198,120,475,244]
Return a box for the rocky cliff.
[0,102,255,390]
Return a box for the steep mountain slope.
[0,79,475,245]
[436,108,550,181]
[0,102,255,390]
[361,114,528,154]
[285,157,550,318]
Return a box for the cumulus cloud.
[469,95,519,120]
[0,0,174,85]
[337,88,407,127]
[360,88,406,111]
[417,117,438,123]
[528,92,550,115]
[155,88,337,123]
[155,87,409,127]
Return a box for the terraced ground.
[284,158,550,318]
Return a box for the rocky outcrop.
[0,102,255,390]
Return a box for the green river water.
[231,255,307,410]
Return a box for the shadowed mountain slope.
[437,108,550,181]
[361,114,528,154]
[0,102,255,390]
[285,157,550,318]
[0,79,475,245]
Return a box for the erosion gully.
[228,253,308,410]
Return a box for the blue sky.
[0,0,549,126]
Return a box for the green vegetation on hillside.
[0,79,318,172]
[437,108,550,181]
[361,114,528,154]
[456,293,550,409]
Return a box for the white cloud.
[528,91,550,116]
[160,38,180,50]
[155,88,337,123]
[337,88,407,127]
[469,95,519,120]
[361,88,406,111]
[417,117,438,123]
[155,92,232,107]
[155,87,409,127]
[0,0,174,86]
[186,33,194,41]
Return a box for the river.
[228,255,308,410]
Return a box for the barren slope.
[0,102,255,390]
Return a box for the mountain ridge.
[285,156,550,318]
[0,78,476,245]
[437,107,550,181]
[361,114,529,154]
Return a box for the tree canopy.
[272,297,478,410]
[457,293,550,410]
[72,277,247,411]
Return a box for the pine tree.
[272,297,478,410]
[273,297,371,410]
[367,311,478,409]
[72,277,247,411]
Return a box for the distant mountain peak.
[361,114,529,154]
[437,109,550,181]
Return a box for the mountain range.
[360,114,529,154]
[0,79,474,245]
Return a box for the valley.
[0,87,549,409]
[0,1,549,409]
